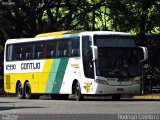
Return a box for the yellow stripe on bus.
[38,59,53,93]
[35,31,72,38]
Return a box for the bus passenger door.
[82,36,94,93]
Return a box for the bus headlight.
[132,80,140,85]
[131,77,141,85]
[95,80,108,85]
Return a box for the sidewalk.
[132,94,160,99]
[0,93,160,100]
[0,103,15,110]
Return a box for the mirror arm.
[138,46,148,63]
[91,45,98,61]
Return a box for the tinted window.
[34,42,45,59]
[70,37,80,57]
[94,36,136,47]
[6,45,13,61]
[47,41,57,58]
[6,37,80,61]
[57,39,69,57]
[82,36,94,78]
[13,43,33,60]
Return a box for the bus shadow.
[68,97,160,102]
[34,95,160,101]
[120,98,160,101]
[0,106,47,111]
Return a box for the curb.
[132,94,160,99]
[0,103,15,110]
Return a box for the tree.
[104,0,160,35]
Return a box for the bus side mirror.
[138,46,148,63]
[91,45,98,61]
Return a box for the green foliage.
[0,0,159,43]
[0,45,3,53]
[0,0,160,93]
[108,0,160,34]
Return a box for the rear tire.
[17,82,25,99]
[75,82,84,101]
[24,82,33,99]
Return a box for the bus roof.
[5,36,54,44]
[36,31,131,38]
[35,30,74,38]
[79,31,131,36]
[6,31,132,44]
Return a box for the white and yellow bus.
[4,31,148,100]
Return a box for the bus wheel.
[112,94,121,101]
[75,82,84,101]
[17,82,24,99]
[25,82,32,99]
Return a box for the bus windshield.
[94,36,140,78]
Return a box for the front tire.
[17,82,25,99]
[75,82,84,101]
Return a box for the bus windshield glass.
[94,35,140,78]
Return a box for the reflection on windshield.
[96,47,140,77]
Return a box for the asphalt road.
[0,96,160,120]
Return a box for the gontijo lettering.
[21,62,40,70]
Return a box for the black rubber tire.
[17,82,25,99]
[24,82,32,99]
[75,82,84,101]
[112,94,121,101]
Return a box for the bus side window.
[15,53,22,60]
[57,39,69,58]
[50,50,54,57]
[71,49,79,56]
[14,44,23,60]
[47,41,57,58]
[64,49,67,57]
[70,37,80,57]
[6,45,13,61]
[82,36,94,79]
[58,50,64,57]
[26,53,31,59]
[35,43,44,59]
[23,43,33,60]
[43,43,48,58]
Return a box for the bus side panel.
[45,58,69,94]
[38,59,53,93]
[59,58,88,94]
[45,59,58,93]
[32,73,39,93]
[60,58,83,94]
[4,74,15,93]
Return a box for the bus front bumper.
[84,83,140,95]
